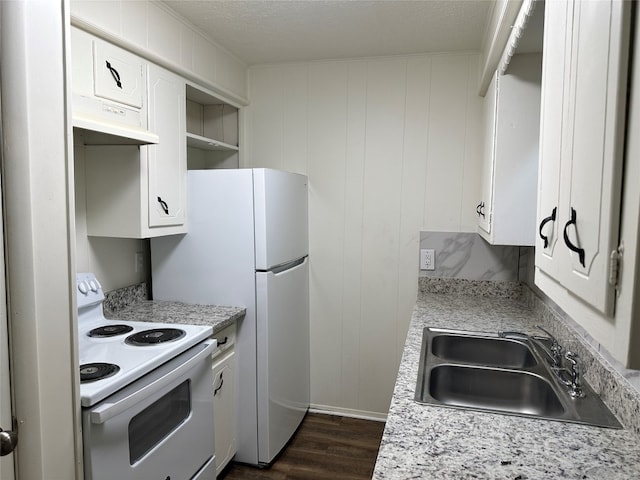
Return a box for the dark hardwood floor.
[219,413,386,480]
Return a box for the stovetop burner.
[125,328,187,346]
[88,324,134,338]
[80,363,120,383]
[77,271,214,407]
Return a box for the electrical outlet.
[135,252,144,273]
[420,249,435,270]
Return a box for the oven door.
[82,341,216,480]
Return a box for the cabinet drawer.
[212,324,236,359]
[93,40,144,109]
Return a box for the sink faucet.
[532,329,585,397]
[498,326,564,368]
[534,326,565,368]
[557,351,585,398]
[498,327,586,399]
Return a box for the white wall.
[245,53,482,417]
[73,142,149,292]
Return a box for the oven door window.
[128,380,191,464]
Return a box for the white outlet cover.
[420,249,435,270]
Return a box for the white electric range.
[77,273,217,480]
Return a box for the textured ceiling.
[163,0,494,65]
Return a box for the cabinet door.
[93,40,144,109]
[477,72,497,235]
[146,64,187,229]
[213,351,237,476]
[558,0,630,314]
[480,57,541,246]
[536,0,630,315]
[536,0,572,276]
[559,0,631,313]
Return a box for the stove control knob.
[88,280,98,292]
[78,282,89,295]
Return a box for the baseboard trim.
[309,404,387,422]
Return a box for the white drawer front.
[93,40,144,109]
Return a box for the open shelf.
[186,132,239,152]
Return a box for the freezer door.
[255,257,310,464]
[253,169,308,270]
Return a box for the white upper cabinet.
[84,63,188,238]
[93,40,144,109]
[477,54,542,245]
[535,0,631,315]
[477,70,496,236]
[147,64,187,229]
[70,27,158,145]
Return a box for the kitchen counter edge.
[108,299,245,335]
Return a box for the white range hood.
[72,94,159,146]
[73,113,159,145]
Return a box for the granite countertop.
[109,300,246,334]
[373,287,640,479]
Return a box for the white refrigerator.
[151,168,310,466]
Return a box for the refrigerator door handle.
[258,256,307,274]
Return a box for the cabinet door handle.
[216,336,228,346]
[157,196,169,215]
[563,207,585,267]
[539,207,557,248]
[214,373,224,396]
[105,61,122,89]
[476,202,485,218]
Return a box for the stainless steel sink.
[427,365,564,416]
[415,327,622,429]
[431,333,537,368]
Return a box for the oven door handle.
[89,340,216,425]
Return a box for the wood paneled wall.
[71,0,248,102]
[245,53,482,417]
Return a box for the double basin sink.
[415,327,621,429]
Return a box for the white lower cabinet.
[212,325,237,476]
